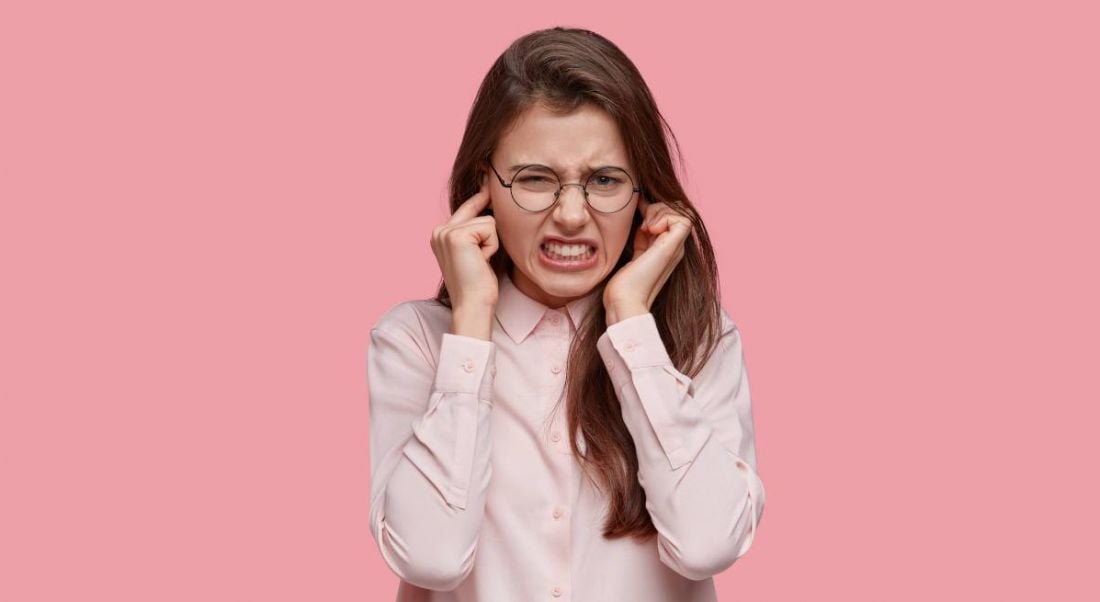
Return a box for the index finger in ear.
[448,178,492,225]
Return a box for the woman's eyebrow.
[507,163,627,174]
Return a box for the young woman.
[367,27,766,601]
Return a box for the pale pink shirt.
[367,271,766,601]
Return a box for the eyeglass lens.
[510,165,635,212]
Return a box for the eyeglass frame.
[484,158,642,214]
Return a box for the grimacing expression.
[488,103,639,309]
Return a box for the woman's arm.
[596,310,766,581]
[367,304,496,591]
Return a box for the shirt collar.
[495,270,601,344]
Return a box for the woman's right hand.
[431,174,500,332]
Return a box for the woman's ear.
[480,188,494,217]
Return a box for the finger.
[643,209,670,233]
[447,177,492,226]
[468,219,499,260]
[642,203,675,226]
[662,218,693,243]
[447,216,497,248]
[648,217,690,246]
[480,229,499,260]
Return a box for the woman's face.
[487,103,639,309]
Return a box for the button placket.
[551,323,567,376]
[537,309,575,458]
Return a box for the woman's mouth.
[539,241,598,271]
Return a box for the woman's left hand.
[603,198,694,325]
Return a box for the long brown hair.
[434,27,724,541]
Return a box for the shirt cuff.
[596,312,672,391]
[432,333,496,401]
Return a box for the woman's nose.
[552,184,591,225]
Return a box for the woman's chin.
[539,271,602,293]
[525,260,604,298]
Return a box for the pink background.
[2,1,1097,600]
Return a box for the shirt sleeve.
[367,318,496,591]
[596,311,766,581]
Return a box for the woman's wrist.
[604,303,648,327]
[451,304,495,340]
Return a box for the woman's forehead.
[495,105,630,174]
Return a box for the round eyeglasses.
[486,160,641,214]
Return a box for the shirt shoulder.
[718,305,738,336]
[373,297,452,339]
[370,298,454,366]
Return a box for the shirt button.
[490,364,496,376]
[549,314,561,325]
[551,364,562,374]
[552,507,564,519]
[552,586,563,597]
[624,341,639,352]
[462,359,475,372]
[736,460,748,471]
[551,432,561,443]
